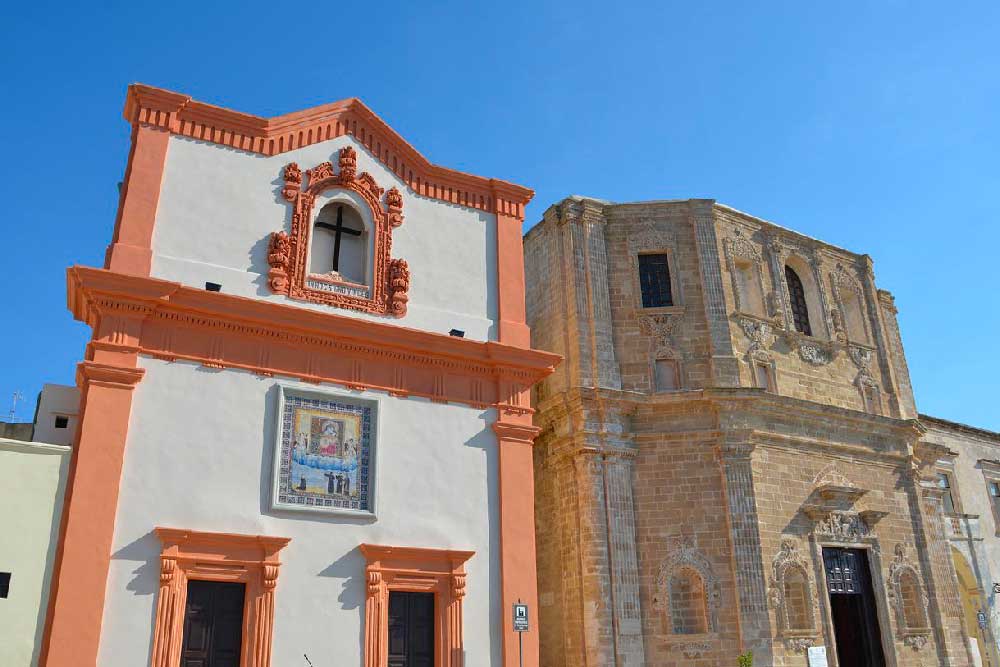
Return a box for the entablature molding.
[68,267,560,412]
[125,83,532,220]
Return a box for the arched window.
[310,203,367,285]
[785,266,812,336]
[669,567,709,634]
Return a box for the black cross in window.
[314,205,362,271]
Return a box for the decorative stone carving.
[740,317,774,363]
[627,223,674,254]
[638,311,684,358]
[271,147,409,316]
[281,163,302,201]
[814,511,873,542]
[654,536,721,634]
[768,538,819,649]
[799,343,834,366]
[887,543,931,649]
[388,259,411,317]
[266,230,292,292]
[677,641,712,659]
[785,637,814,653]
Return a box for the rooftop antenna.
[8,390,24,422]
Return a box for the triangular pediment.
[125,84,532,218]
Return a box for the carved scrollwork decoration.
[271,146,410,317]
[638,311,684,359]
[740,317,775,363]
[814,511,874,542]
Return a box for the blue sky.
[1,1,997,429]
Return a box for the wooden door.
[823,547,886,667]
[388,591,435,667]
[181,580,246,667]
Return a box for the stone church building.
[525,196,974,667]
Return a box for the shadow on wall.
[113,529,163,665]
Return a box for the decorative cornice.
[76,361,145,388]
[493,421,542,445]
[124,84,533,220]
[68,267,560,411]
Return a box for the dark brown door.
[388,591,435,667]
[823,548,886,667]
[181,580,246,667]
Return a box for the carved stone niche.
[768,538,820,653]
[267,146,410,317]
[653,536,721,646]
[887,543,931,651]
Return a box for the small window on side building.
[937,473,957,514]
[639,254,673,308]
[54,415,69,429]
[0,572,10,598]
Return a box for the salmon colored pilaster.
[105,123,170,276]
[360,544,474,667]
[493,419,541,667]
[493,203,531,349]
[151,528,290,667]
[40,360,145,667]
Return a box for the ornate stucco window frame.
[267,146,410,317]
[886,543,932,650]
[150,527,291,667]
[360,544,474,667]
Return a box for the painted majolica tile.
[272,386,377,516]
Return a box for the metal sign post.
[513,601,529,667]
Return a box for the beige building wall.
[526,196,971,667]
[921,415,1000,667]
[0,438,70,666]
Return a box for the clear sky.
[1,1,997,429]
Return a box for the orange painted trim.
[360,544,474,667]
[124,84,533,220]
[495,210,531,348]
[493,418,542,667]
[67,266,560,411]
[40,359,144,667]
[105,123,170,276]
[269,148,410,315]
[151,528,291,667]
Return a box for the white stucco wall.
[151,135,500,341]
[0,439,70,667]
[99,358,501,666]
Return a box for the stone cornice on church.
[533,385,924,461]
[123,83,533,220]
[67,266,560,413]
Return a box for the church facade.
[40,85,558,667]
[525,196,975,667]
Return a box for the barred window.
[785,266,812,336]
[639,254,673,308]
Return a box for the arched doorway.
[952,546,999,667]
